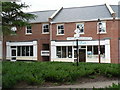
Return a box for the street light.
[98,19,102,63]
[74,28,80,66]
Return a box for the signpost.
[67,28,92,66]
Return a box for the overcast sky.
[21,0,120,12]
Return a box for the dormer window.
[76,23,84,34]
[42,24,49,34]
[26,25,32,34]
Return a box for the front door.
[79,49,86,62]
[11,48,17,61]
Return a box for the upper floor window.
[97,21,106,34]
[42,24,49,34]
[57,24,64,35]
[26,25,32,34]
[76,23,84,34]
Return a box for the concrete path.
[44,80,118,89]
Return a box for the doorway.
[79,49,86,62]
[11,47,17,61]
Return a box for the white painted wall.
[6,41,37,61]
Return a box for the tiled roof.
[52,5,112,23]
[28,10,56,23]
[28,4,119,23]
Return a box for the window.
[68,46,72,58]
[42,24,49,34]
[17,46,33,56]
[100,45,105,54]
[56,46,61,58]
[17,46,21,56]
[93,46,98,55]
[57,24,64,35]
[62,46,66,58]
[26,25,32,34]
[97,21,106,34]
[87,45,105,58]
[76,23,84,34]
[56,46,72,58]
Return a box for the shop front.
[51,39,111,63]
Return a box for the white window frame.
[56,46,72,58]
[97,21,106,34]
[26,25,32,35]
[42,24,49,34]
[76,23,84,34]
[57,24,64,35]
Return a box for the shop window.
[100,45,105,54]
[22,46,26,56]
[57,24,64,35]
[17,46,21,56]
[42,24,49,34]
[87,45,105,58]
[62,46,66,58]
[93,46,98,55]
[56,46,72,58]
[56,46,61,58]
[68,46,72,58]
[26,46,29,56]
[16,46,33,56]
[87,46,92,55]
[30,46,33,56]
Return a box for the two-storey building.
[2,4,120,63]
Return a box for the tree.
[1,2,36,35]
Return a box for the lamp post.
[74,28,80,66]
[98,19,102,63]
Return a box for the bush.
[2,61,119,88]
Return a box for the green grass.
[2,61,120,88]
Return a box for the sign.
[67,37,92,40]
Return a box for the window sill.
[25,33,32,35]
[97,32,107,34]
[42,32,50,34]
[80,33,84,34]
[56,34,64,36]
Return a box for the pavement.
[42,80,119,89]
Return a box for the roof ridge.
[62,4,105,10]
[27,9,56,13]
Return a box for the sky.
[20,0,120,12]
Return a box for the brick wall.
[51,20,119,63]
[3,23,50,61]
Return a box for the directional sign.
[67,37,92,40]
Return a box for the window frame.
[56,46,72,58]
[57,24,64,35]
[25,25,32,35]
[76,23,84,34]
[97,21,106,34]
[17,46,33,57]
[42,24,50,34]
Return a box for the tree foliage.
[1,2,36,35]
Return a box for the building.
[2,4,120,63]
